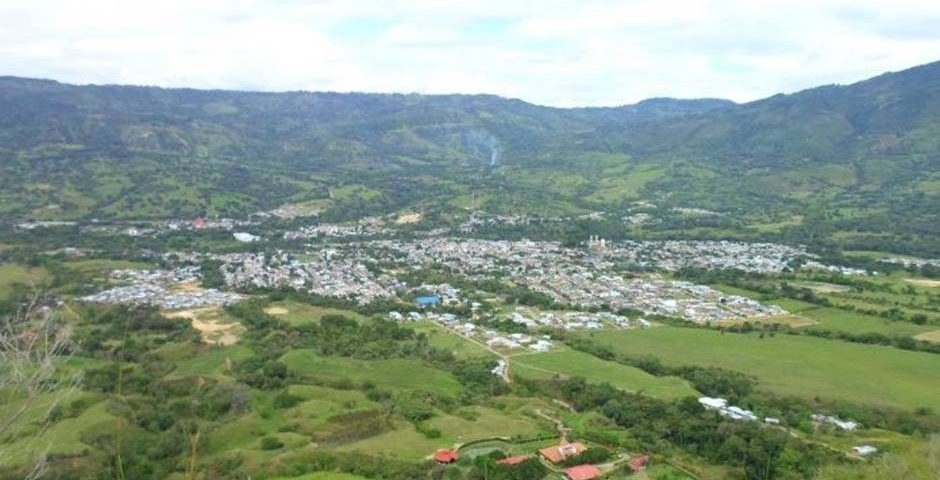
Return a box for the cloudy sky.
[2,0,939,106]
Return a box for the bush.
[260,436,284,450]
[273,391,303,409]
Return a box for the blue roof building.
[416,295,441,307]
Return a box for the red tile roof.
[434,449,459,463]
[497,454,530,465]
[564,464,602,480]
[630,454,650,471]
[539,442,587,464]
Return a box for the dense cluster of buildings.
[217,251,401,304]
[80,268,242,309]
[506,308,644,330]
[283,217,392,240]
[599,240,807,273]
[802,260,869,276]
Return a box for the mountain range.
[1,61,938,254]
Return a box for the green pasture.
[512,349,697,400]
[281,350,463,397]
[575,327,940,411]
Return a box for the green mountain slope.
[0,61,938,252]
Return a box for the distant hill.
[0,61,938,253]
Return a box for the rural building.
[539,442,587,464]
[852,445,878,456]
[630,454,649,472]
[564,464,602,480]
[496,454,530,465]
[433,449,459,464]
[416,295,442,307]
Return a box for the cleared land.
[165,307,244,345]
[64,258,153,274]
[575,327,940,411]
[281,350,463,397]
[410,321,496,360]
[717,314,818,328]
[904,278,940,288]
[512,350,697,400]
[264,300,369,325]
[914,330,940,344]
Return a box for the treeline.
[519,376,836,480]
[226,299,507,399]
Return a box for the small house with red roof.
[433,449,459,464]
[564,464,602,480]
[630,454,650,472]
[539,442,587,464]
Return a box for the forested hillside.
[1,61,938,254]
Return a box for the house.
[433,449,459,464]
[564,464,602,480]
[496,454,530,465]
[416,295,442,307]
[852,445,878,457]
[539,442,587,464]
[630,454,649,472]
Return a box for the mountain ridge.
[0,61,938,254]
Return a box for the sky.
[1,0,940,107]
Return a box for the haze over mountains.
[1,60,938,253]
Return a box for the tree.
[0,293,81,479]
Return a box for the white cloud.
[0,0,938,106]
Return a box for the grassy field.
[281,350,463,397]
[575,327,940,411]
[0,395,117,467]
[271,474,370,480]
[158,343,253,379]
[512,350,697,400]
[410,321,496,360]
[206,385,382,459]
[0,263,49,298]
[63,258,153,274]
[337,404,549,461]
[810,429,938,479]
[264,300,370,325]
[712,284,934,337]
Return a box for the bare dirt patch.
[169,281,205,293]
[165,307,244,346]
[264,306,289,316]
[914,330,940,344]
[797,281,850,294]
[904,278,940,288]
[395,212,422,224]
[718,314,818,328]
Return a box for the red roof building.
[193,217,207,229]
[433,449,460,464]
[497,454,530,465]
[630,454,650,472]
[539,442,587,464]
[564,464,602,480]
